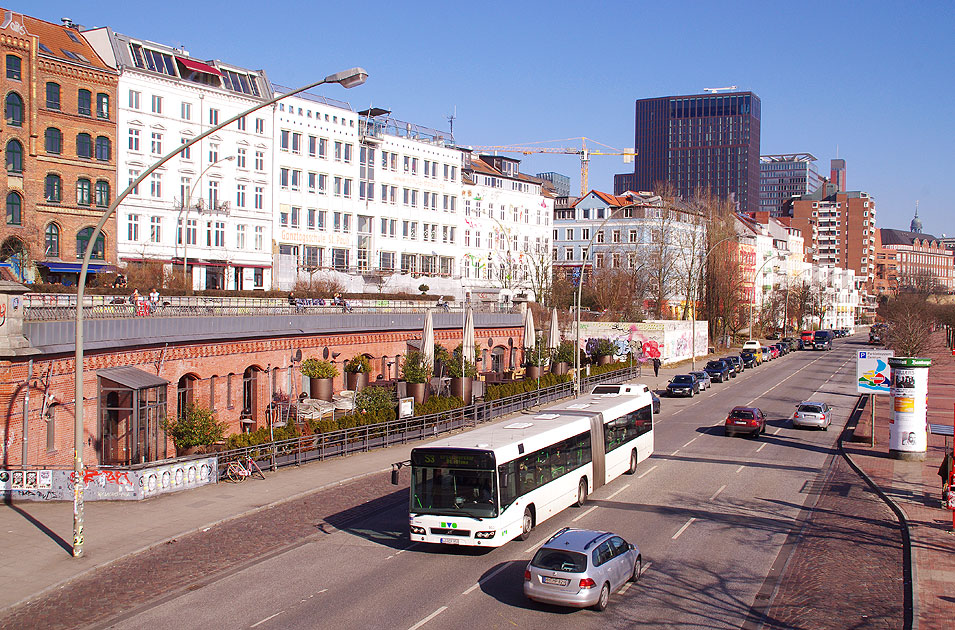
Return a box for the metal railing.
[22,293,517,322]
[210,366,641,479]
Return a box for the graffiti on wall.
[575,320,709,364]
[0,457,218,502]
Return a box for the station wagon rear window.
[798,405,823,414]
[531,549,588,573]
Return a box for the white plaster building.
[84,28,274,290]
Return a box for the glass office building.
[759,153,822,216]
[614,91,761,214]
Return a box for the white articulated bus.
[405,384,654,547]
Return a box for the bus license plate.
[542,577,569,586]
[440,538,460,544]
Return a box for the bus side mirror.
[391,468,400,485]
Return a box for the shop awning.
[98,366,169,390]
[38,261,113,273]
[176,56,222,77]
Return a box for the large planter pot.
[597,355,612,366]
[345,371,368,392]
[310,377,334,401]
[407,382,427,405]
[551,361,569,375]
[525,366,542,380]
[176,445,202,457]
[450,377,472,404]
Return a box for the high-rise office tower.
[759,153,822,216]
[614,91,761,213]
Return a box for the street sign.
[857,349,894,394]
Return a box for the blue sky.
[24,0,954,234]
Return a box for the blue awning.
[38,261,113,273]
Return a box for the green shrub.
[447,344,478,378]
[552,340,576,364]
[414,395,464,416]
[162,404,227,449]
[484,373,571,401]
[524,334,549,367]
[308,417,339,434]
[355,386,396,413]
[401,350,432,384]
[418,283,430,294]
[301,358,338,379]
[344,354,371,373]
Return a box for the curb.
[840,394,918,630]
[0,466,391,615]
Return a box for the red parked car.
[724,406,766,438]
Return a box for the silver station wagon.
[793,401,832,430]
[524,528,641,611]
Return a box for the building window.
[236,224,246,249]
[76,179,92,206]
[150,173,162,198]
[44,223,59,256]
[128,90,141,109]
[151,95,162,114]
[209,108,219,125]
[254,226,263,250]
[5,92,23,126]
[236,184,246,208]
[128,214,140,241]
[236,116,246,131]
[128,128,140,151]
[77,89,92,116]
[181,101,192,120]
[180,138,190,160]
[6,54,21,80]
[44,128,63,154]
[236,148,246,168]
[76,133,93,159]
[95,136,111,161]
[6,191,21,225]
[150,216,161,243]
[254,151,264,171]
[255,118,265,134]
[76,227,105,260]
[6,139,23,172]
[46,82,61,109]
[95,181,110,208]
[45,174,62,202]
[96,93,110,119]
[254,186,263,210]
[150,132,162,155]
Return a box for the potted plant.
[301,357,338,401]
[401,350,432,405]
[551,340,575,375]
[587,338,615,365]
[523,334,548,380]
[447,344,478,403]
[433,343,452,377]
[161,404,227,457]
[344,354,372,392]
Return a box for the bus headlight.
[475,530,495,539]
[410,526,426,535]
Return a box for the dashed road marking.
[607,484,631,500]
[710,484,727,501]
[572,505,599,522]
[525,529,563,554]
[671,518,696,540]
[251,611,285,628]
[408,606,448,630]
[638,465,658,479]
[735,465,745,473]
[772,427,782,435]
[462,563,512,595]
[670,449,680,456]
[756,443,767,452]
[683,437,698,448]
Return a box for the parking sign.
[857,349,894,394]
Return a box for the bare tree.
[879,293,937,356]
[644,184,684,319]
[526,245,554,306]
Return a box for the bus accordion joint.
[391,460,411,485]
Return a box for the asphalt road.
[104,338,863,630]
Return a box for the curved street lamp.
[70,67,368,557]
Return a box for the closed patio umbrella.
[547,308,560,351]
[421,309,434,369]
[523,307,536,350]
[462,305,475,372]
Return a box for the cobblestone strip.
[761,454,904,630]
[0,471,405,630]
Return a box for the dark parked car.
[724,406,766,438]
[740,351,758,368]
[813,330,834,350]
[666,374,700,397]
[773,343,788,356]
[704,360,731,383]
[721,356,743,375]
[781,337,799,351]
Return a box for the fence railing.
[22,293,516,322]
[209,366,641,479]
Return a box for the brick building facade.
[1,10,118,283]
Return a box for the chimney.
[61,17,72,27]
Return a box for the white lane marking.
[572,505,599,522]
[735,465,745,473]
[408,606,448,630]
[683,437,698,448]
[462,562,512,595]
[525,529,563,554]
[709,484,727,501]
[638,465,658,479]
[251,611,285,628]
[316,588,328,594]
[772,427,782,435]
[670,449,680,456]
[607,484,631,500]
[756,443,767,452]
[642,561,652,575]
[671,518,696,540]
[744,354,829,406]
[619,582,633,594]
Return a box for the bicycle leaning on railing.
[223,455,266,482]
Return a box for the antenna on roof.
[447,106,456,136]
[703,85,738,93]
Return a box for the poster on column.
[888,357,931,453]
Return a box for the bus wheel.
[575,479,588,507]
[626,450,638,475]
[519,508,534,541]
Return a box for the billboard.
[857,349,894,394]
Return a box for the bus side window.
[498,462,517,509]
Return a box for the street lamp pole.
[70,67,368,558]
[574,205,630,397]
[181,155,236,286]
[691,234,737,371]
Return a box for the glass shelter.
[98,366,169,465]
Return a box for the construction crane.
[469,137,636,197]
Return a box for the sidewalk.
[844,332,955,630]
[0,438,419,611]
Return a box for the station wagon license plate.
[542,577,569,586]
[439,538,460,544]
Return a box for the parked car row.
[666,336,797,398]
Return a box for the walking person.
[939,451,954,507]
[652,357,661,378]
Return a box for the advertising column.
[888,357,932,461]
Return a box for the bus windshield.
[411,466,498,519]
